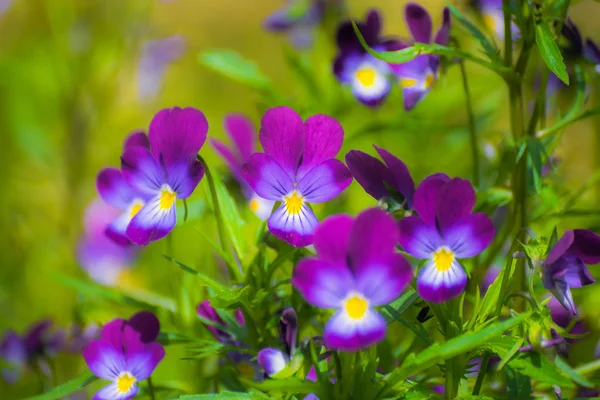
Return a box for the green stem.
[443,299,464,399]
[333,351,343,383]
[472,351,491,395]
[458,55,480,186]
[147,376,156,400]
[576,358,600,375]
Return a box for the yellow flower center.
[249,198,260,213]
[483,14,498,33]
[400,78,418,88]
[129,203,143,218]
[355,67,377,87]
[284,190,304,215]
[345,294,369,320]
[424,73,436,89]
[159,186,176,210]
[433,247,455,272]
[116,372,136,393]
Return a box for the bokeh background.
[2,0,600,398]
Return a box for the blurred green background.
[2,0,600,398]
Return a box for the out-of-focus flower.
[390,3,451,111]
[65,323,102,354]
[120,107,207,245]
[0,331,27,383]
[264,0,326,48]
[197,300,245,344]
[547,296,587,340]
[82,312,164,400]
[210,114,274,220]
[473,0,518,41]
[292,208,413,351]
[333,10,400,107]
[77,199,137,286]
[481,265,500,294]
[584,38,600,72]
[257,308,300,377]
[242,106,352,247]
[138,36,186,101]
[542,229,600,315]
[345,145,415,208]
[398,175,495,303]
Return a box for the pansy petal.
[242,153,295,200]
[296,114,344,178]
[403,87,429,111]
[585,39,600,64]
[93,382,138,400]
[166,157,205,199]
[101,319,127,350]
[297,159,352,203]
[224,113,255,160]
[127,312,160,344]
[336,21,362,52]
[259,106,304,176]
[313,214,354,264]
[123,130,150,151]
[82,339,125,380]
[552,279,578,315]
[97,168,138,210]
[249,193,275,220]
[435,178,476,232]
[571,229,600,264]
[345,150,393,200]
[434,8,451,45]
[405,3,433,43]
[106,211,137,246]
[351,60,392,107]
[257,348,288,376]
[443,213,495,258]
[349,208,399,267]
[126,193,176,245]
[546,230,574,265]
[364,9,382,41]
[398,216,442,258]
[268,203,318,247]
[121,147,165,196]
[292,258,354,308]
[210,139,242,178]
[148,107,208,167]
[417,259,467,303]
[324,309,386,352]
[127,342,165,381]
[355,253,413,306]
[374,145,415,205]
[413,173,450,225]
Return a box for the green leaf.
[240,376,322,395]
[507,352,575,388]
[505,365,532,399]
[180,391,269,400]
[271,353,304,379]
[535,22,569,85]
[526,136,545,193]
[199,50,272,89]
[24,371,97,400]
[446,3,500,63]
[473,259,516,328]
[163,255,228,292]
[555,356,595,388]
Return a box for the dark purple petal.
[355,253,413,306]
[585,39,600,65]
[571,229,600,265]
[268,203,318,247]
[82,339,125,380]
[126,192,177,245]
[413,173,450,225]
[324,309,386,352]
[435,178,476,233]
[121,147,165,196]
[224,113,256,160]
[25,320,64,357]
[280,308,298,356]
[313,214,353,264]
[398,215,442,258]
[126,342,165,381]
[364,9,382,42]
[96,168,139,210]
[257,348,288,376]
[296,159,352,203]
[123,130,150,151]
[259,106,304,177]
[166,156,205,198]
[148,107,208,167]
[345,150,392,200]
[417,259,467,303]
[292,258,354,308]
[127,312,160,344]
[405,3,433,43]
[434,8,451,45]
[242,153,295,200]
[554,255,595,288]
[336,20,363,53]
[546,230,574,265]
[296,114,344,178]
[374,145,415,206]
[349,208,399,268]
[444,213,495,258]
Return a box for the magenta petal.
[292,258,353,308]
[96,168,138,210]
[126,194,176,245]
[571,229,600,264]
[257,348,288,376]
[435,178,476,231]
[224,113,256,160]
[405,3,433,43]
[210,139,242,177]
[166,157,205,198]
[82,339,125,380]
[123,130,150,151]
[101,319,127,350]
[345,150,393,200]
[259,106,305,176]
[444,213,495,258]
[413,173,450,225]
[313,214,354,264]
[398,216,442,258]
[242,153,294,200]
[324,309,386,352]
[546,231,574,265]
[434,8,451,45]
[268,203,318,247]
[374,145,415,205]
[126,342,165,381]
[121,147,165,196]
[356,253,413,306]
[296,114,344,178]
[297,159,352,203]
[349,208,399,267]
[417,259,467,303]
[148,107,208,167]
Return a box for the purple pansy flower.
[292,208,413,351]
[333,10,401,107]
[210,114,274,220]
[390,3,451,111]
[82,312,164,400]
[264,0,325,49]
[345,145,415,208]
[542,229,600,315]
[474,0,519,41]
[242,106,352,247]
[398,174,495,303]
[138,36,186,101]
[77,200,137,285]
[197,300,245,343]
[119,107,208,245]
[257,308,300,377]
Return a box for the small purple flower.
[584,38,600,73]
[333,10,401,107]
[242,106,352,247]
[82,312,164,400]
[65,323,102,353]
[547,296,587,340]
[398,174,495,303]
[542,229,600,315]
[257,308,300,377]
[345,145,415,208]
[197,300,245,343]
[119,107,208,245]
[390,3,451,111]
[138,36,186,101]
[474,0,518,41]
[264,0,325,49]
[292,208,413,351]
[210,114,274,220]
[0,331,27,383]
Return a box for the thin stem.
[458,55,480,186]
[576,358,600,375]
[147,376,156,400]
[333,351,343,383]
[472,352,490,395]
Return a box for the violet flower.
[0,331,27,383]
[345,145,415,208]
[333,10,401,107]
[292,208,413,351]
[398,174,495,303]
[257,308,300,377]
[390,3,451,111]
[82,312,164,400]
[473,0,518,41]
[242,106,352,247]
[264,0,325,49]
[197,300,245,343]
[542,229,600,315]
[210,114,274,220]
[584,38,600,73]
[119,107,208,245]
[138,36,186,101]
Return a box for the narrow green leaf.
[24,371,97,400]
[240,376,322,394]
[446,3,500,63]
[180,391,269,400]
[526,136,545,193]
[555,356,594,388]
[535,23,569,84]
[507,352,575,388]
[162,255,228,293]
[199,50,272,89]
